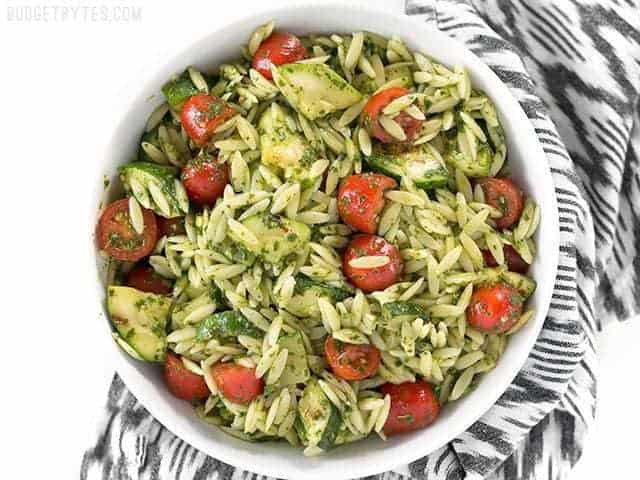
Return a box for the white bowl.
[92,4,559,479]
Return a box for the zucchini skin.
[257,102,317,184]
[161,72,199,109]
[118,161,186,218]
[286,274,352,317]
[196,311,262,341]
[383,301,428,318]
[138,125,161,162]
[297,380,342,451]
[444,139,493,178]
[107,286,171,362]
[119,160,179,180]
[273,63,362,120]
[366,145,450,190]
[293,274,352,302]
[317,404,341,451]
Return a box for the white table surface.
[1,0,637,477]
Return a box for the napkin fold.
[82,1,640,478]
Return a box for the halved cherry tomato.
[211,363,264,404]
[343,234,403,292]
[361,87,423,143]
[181,156,229,206]
[482,245,529,274]
[381,381,440,436]
[180,93,236,146]
[324,336,381,381]
[165,352,210,402]
[467,282,523,333]
[96,198,157,262]
[252,31,307,80]
[157,216,186,237]
[126,265,173,295]
[337,173,397,234]
[478,178,524,230]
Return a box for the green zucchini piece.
[294,274,352,300]
[444,134,493,178]
[138,119,166,163]
[286,274,352,317]
[161,71,211,109]
[171,287,225,330]
[234,213,311,264]
[216,241,257,267]
[367,143,450,190]
[501,271,537,299]
[195,311,262,342]
[297,380,342,450]
[107,286,171,362]
[258,103,317,184]
[275,331,311,387]
[162,73,198,109]
[383,301,428,318]
[273,63,362,120]
[119,161,189,218]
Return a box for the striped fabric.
[81,1,640,479]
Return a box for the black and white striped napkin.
[82,1,640,478]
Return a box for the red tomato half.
[180,94,236,146]
[324,336,381,381]
[211,363,264,405]
[343,234,403,292]
[381,381,440,436]
[96,199,157,262]
[126,265,173,295]
[337,173,397,234]
[479,178,524,230]
[164,352,210,402]
[181,157,229,206]
[467,283,523,333]
[252,31,307,80]
[482,245,529,274]
[361,87,422,143]
[157,216,186,237]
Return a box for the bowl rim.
[91,3,559,479]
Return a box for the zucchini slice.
[107,286,171,362]
[367,144,449,190]
[119,162,189,218]
[171,287,225,330]
[444,131,493,178]
[258,103,317,184]
[161,70,213,109]
[296,380,342,450]
[138,114,172,163]
[195,311,262,342]
[233,213,310,264]
[275,331,311,387]
[286,274,352,317]
[273,63,362,120]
